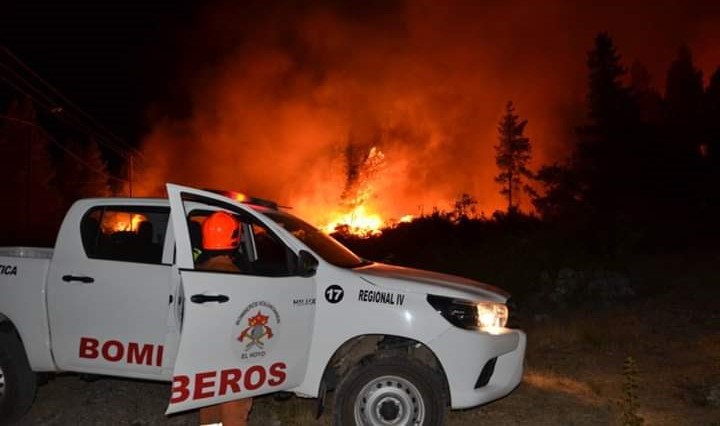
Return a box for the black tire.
[0,330,37,425]
[334,355,447,426]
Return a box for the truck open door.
[165,184,316,414]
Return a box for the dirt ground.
[17,280,720,426]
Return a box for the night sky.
[3,0,720,220]
[2,0,196,141]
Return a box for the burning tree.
[324,140,386,236]
[494,101,534,212]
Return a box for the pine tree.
[704,67,720,162]
[575,33,643,220]
[629,61,663,125]
[533,33,642,226]
[665,44,704,152]
[495,101,533,212]
[586,33,634,130]
[578,33,637,165]
[700,67,720,221]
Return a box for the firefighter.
[196,210,252,426]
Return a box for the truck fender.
[312,334,449,417]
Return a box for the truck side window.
[80,206,170,264]
[188,210,296,277]
[249,223,296,276]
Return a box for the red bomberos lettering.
[170,362,287,404]
[79,337,164,367]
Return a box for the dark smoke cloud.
[137,0,720,224]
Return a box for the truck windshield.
[262,211,369,268]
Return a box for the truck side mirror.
[297,250,318,277]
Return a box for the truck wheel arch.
[0,314,19,338]
[318,334,449,399]
[0,314,38,423]
[0,314,30,349]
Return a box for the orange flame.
[322,205,384,236]
[399,214,414,223]
[101,212,148,233]
[318,146,414,236]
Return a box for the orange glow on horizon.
[322,205,384,236]
[135,1,628,223]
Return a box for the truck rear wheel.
[0,330,37,424]
[334,355,447,426]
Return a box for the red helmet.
[202,211,240,250]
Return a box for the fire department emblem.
[238,311,274,350]
[233,301,281,360]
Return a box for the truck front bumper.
[427,327,526,409]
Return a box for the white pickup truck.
[0,184,525,425]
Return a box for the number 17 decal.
[324,285,344,304]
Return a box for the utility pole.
[128,153,133,197]
[24,123,32,238]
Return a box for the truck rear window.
[81,206,170,264]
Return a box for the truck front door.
[166,184,316,414]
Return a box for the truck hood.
[354,262,509,303]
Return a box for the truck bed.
[0,246,54,259]
[0,246,56,371]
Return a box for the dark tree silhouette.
[704,67,720,162]
[495,101,533,212]
[532,163,583,220]
[586,33,634,129]
[0,97,62,244]
[534,33,645,231]
[57,136,111,207]
[665,44,704,154]
[452,193,478,221]
[574,33,642,220]
[629,61,663,125]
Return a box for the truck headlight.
[476,302,508,329]
[427,295,508,332]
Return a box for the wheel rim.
[0,362,5,404]
[354,375,425,426]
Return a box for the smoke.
[136,0,720,223]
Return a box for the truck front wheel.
[334,356,447,426]
[0,330,37,424]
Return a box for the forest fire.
[322,205,384,236]
[101,212,147,233]
[130,0,720,235]
[316,146,413,236]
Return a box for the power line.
[0,45,142,158]
[0,45,143,158]
[0,45,141,194]
[0,62,132,159]
[0,114,128,183]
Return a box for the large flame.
[322,205,384,236]
[317,146,413,236]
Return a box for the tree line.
[493,32,720,253]
[0,95,116,245]
[3,31,719,253]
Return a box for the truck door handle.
[190,294,229,304]
[62,275,95,284]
